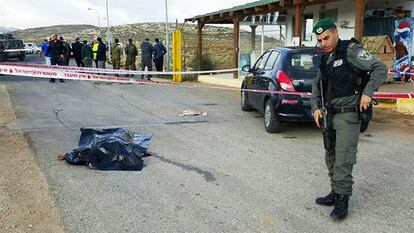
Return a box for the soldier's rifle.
[319,78,335,153]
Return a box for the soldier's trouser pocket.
[344,145,357,164]
[334,112,361,165]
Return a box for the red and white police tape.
[0,62,238,75]
[0,63,413,99]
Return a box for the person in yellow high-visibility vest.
[92,40,99,68]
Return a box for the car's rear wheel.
[241,89,253,111]
[264,99,280,133]
[18,54,25,61]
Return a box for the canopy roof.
[185,0,282,24]
[185,0,339,24]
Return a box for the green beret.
[312,18,336,35]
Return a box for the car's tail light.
[276,70,296,92]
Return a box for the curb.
[197,75,414,113]
[396,99,414,112]
[198,74,242,88]
[376,98,414,113]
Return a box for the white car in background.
[24,42,40,54]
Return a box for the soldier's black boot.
[330,194,349,220]
[316,191,337,206]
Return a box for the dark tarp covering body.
[65,128,152,171]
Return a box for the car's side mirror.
[241,64,251,73]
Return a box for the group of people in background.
[111,37,167,80]
[40,34,70,82]
[40,35,167,82]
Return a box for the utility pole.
[165,0,170,71]
[105,0,112,58]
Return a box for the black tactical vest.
[320,39,363,108]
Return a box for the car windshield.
[286,51,324,80]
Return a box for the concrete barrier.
[397,99,414,113]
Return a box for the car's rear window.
[286,51,324,80]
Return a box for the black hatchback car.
[241,47,324,133]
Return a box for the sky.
[0,0,254,29]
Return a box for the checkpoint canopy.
[184,0,370,77]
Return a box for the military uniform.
[62,41,71,66]
[81,41,93,68]
[124,42,138,74]
[111,42,122,70]
[311,18,387,220]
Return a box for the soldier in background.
[124,38,138,77]
[81,40,93,68]
[111,38,122,76]
[60,37,71,66]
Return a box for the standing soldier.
[111,38,122,75]
[124,38,138,77]
[311,18,387,220]
[81,40,93,68]
[60,37,71,66]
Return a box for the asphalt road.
[1,55,413,233]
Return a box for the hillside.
[12,25,96,41]
[12,23,282,70]
[0,26,19,33]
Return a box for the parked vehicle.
[24,43,32,53]
[241,46,324,133]
[24,42,40,54]
[0,33,25,61]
